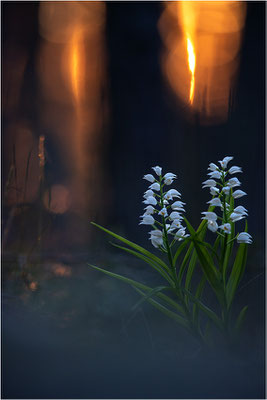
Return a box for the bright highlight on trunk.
[186,36,196,104]
[70,29,80,104]
[159,1,247,124]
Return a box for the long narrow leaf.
[184,250,198,306]
[91,222,169,272]
[180,287,223,330]
[235,305,248,334]
[226,243,248,308]
[134,288,190,330]
[192,275,206,325]
[183,217,223,300]
[132,286,170,311]
[173,240,189,266]
[110,242,173,285]
[177,242,194,284]
[88,264,185,314]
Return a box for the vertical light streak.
[187,36,196,104]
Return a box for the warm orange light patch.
[158,1,247,124]
[71,30,80,103]
[186,36,196,104]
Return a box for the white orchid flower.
[143,196,157,206]
[208,170,222,180]
[174,228,189,241]
[222,186,230,195]
[218,156,234,169]
[149,182,160,191]
[144,205,155,215]
[202,179,217,188]
[230,212,246,223]
[207,197,222,207]
[171,200,185,208]
[232,190,247,199]
[158,207,168,217]
[171,219,182,229]
[171,206,185,212]
[226,177,241,188]
[210,186,220,196]
[171,201,186,212]
[228,166,242,174]
[163,199,169,205]
[143,174,155,183]
[219,223,231,234]
[163,172,177,185]
[237,232,252,244]
[164,189,181,201]
[207,220,218,232]
[152,166,162,176]
[208,163,218,171]
[201,211,217,221]
[170,211,183,221]
[234,205,248,215]
[149,230,164,248]
[139,215,155,225]
[143,189,154,199]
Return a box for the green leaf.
[91,222,169,272]
[110,242,173,285]
[177,242,194,284]
[194,239,220,263]
[131,285,170,311]
[226,242,248,308]
[192,275,206,325]
[179,287,223,331]
[88,264,185,315]
[173,240,189,266]
[134,288,190,331]
[213,234,221,253]
[234,305,248,334]
[183,218,222,296]
[181,218,208,305]
[184,250,198,306]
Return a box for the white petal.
[170,211,182,221]
[207,220,218,232]
[219,156,234,169]
[143,189,154,199]
[164,172,177,179]
[219,223,231,234]
[237,232,252,244]
[143,174,155,183]
[228,166,242,174]
[210,187,220,196]
[234,206,248,215]
[201,211,217,221]
[232,190,247,199]
[208,162,218,172]
[144,205,155,215]
[208,171,221,180]
[149,182,160,191]
[139,215,155,225]
[226,177,241,188]
[222,186,230,195]
[152,166,162,176]
[158,207,168,217]
[202,179,217,188]
[143,196,157,206]
[207,197,222,207]
[230,212,246,223]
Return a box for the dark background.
[2,2,265,399]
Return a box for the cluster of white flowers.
[201,156,252,244]
[140,166,189,249]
